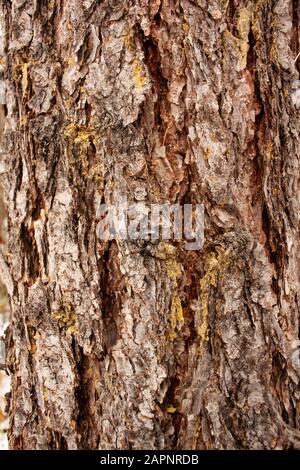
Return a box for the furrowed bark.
[0,0,299,450]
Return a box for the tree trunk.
[0,0,300,450]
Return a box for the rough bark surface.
[0,0,300,450]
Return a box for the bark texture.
[0,0,300,450]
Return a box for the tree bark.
[0,0,300,450]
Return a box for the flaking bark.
[0,0,300,450]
